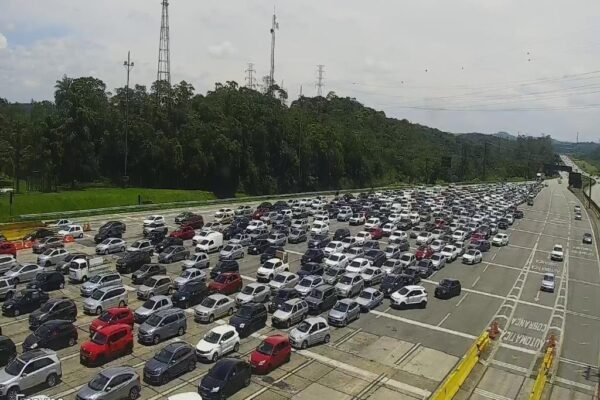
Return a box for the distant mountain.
[492,131,517,141]
[551,139,600,155]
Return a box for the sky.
[1,0,600,142]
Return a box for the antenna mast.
[269,8,278,90]
[157,0,171,97]
[316,64,325,96]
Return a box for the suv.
[2,289,49,317]
[134,295,173,324]
[29,298,77,330]
[83,286,128,315]
[272,298,309,328]
[144,342,196,385]
[0,335,16,367]
[80,272,122,297]
[23,320,78,351]
[304,284,337,314]
[390,285,428,309]
[80,324,134,366]
[138,308,187,345]
[229,303,268,338]
[434,279,462,299]
[137,275,173,300]
[116,251,152,274]
[0,349,62,399]
[89,307,134,335]
[289,316,330,349]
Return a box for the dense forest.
[0,77,555,197]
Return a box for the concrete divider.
[529,337,557,400]
[430,330,491,400]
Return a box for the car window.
[110,374,131,388]
[309,324,318,333]
[163,315,177,325]
[110,330,127,342]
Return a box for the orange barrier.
[64,235,74,243]
[13,241,23,251]
[23,240,32,248]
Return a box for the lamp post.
[123,51,134,186]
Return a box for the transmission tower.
[316,65,325,96]
[245,63,256,89]
[157,0,171,92]
[268,9,279,90]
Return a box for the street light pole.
[123,51,134,185]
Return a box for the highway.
[0,178,598,400]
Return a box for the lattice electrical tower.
[268,9,279,90]
[245,63,257,89]
[157,0,171,90]
[316,65,325,96]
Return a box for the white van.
[195,232,223,253]
[214,209,234,224]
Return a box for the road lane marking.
[456,293,469,307]
[490,360,529,374]
[554,377,595,391]
[437,312,451,327]
[471,276,481,288]
[473,388,514,400]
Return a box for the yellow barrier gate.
[529,336,557,400]
[430,327,493,400]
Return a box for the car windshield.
[204,331,222,344]
[101,239,111,245]
[400,254,411,261]
[89,275,102,283]
[241,286,255,295]
[329,254,341,261]
[339,276,353,285]
[40,302,55,312]
[181,271,193,278]
[273,274,287,283]
[98,311,113,322]
[398,287,410,295]
[34,324,51,338]
[299,278,312,287]
[236,306,254,318]
[431,255,441,260]
[201,297,217,308]
[553,246,562,252]
[440,279,452,287]
[91,290,104,300]
[145,314,162,327]
[257,341,274,355]
[223,245,234,251]
[91,332,108,345]
[88,373,110,391]
[467,250,477,255]
[4,358,25,376]
[154,348,175,363]
[333,302,349,312]
[544,274,554,282]
[359,291,372,299]
[143,299,157,309]
[281,302,294,312]
[296,321,311,333]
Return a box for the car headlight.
[258,360,266,366]
[211,387,220,393]
[5,305,12,309]
[30,342,38,349]
[179,296,186,300]
[239,323,246,328]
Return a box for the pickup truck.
[256,251,290,282]
[68,257,107,283]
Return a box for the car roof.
[149,294,170,301]
[404,285,425,290]
[211,324,237,335]
[338,298,356,305]
[155,307,183,317]
[99,366,137,379]
[304,316,327,324]
[95,323,131,334]
[263,334,289,346]
[363,287,380,293]
[149,274,170,280]
[19,348,56,362]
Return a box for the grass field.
[0,188,216,221]
[572,157,600,177]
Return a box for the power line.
[245,63,256,89]
[316,65,325,97]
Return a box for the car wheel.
[161,373,170,386]
[188,360,196,372]
[46,373,58,387]
[59,282,65,289]
[324,334,330,344]
[104,249,109,255]
[212,352,219,362]
[96,307,102,315]
[13,308,20,317]
[119,300,126,307]
[244,374,251,387]
[7,387,19,400]
[420,300,427,309]
[301,340,308,349]
[177,326,185,336]
[228,308,234,316]
[168,287,173,295]
[149,292,155,298]
[129,386,140,400]
[234,341,240,352]
[208,314,215,323]
[5,291,13,300]
[153,335,160,345]
[68,336,77,346]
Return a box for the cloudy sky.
[1,0,600,141]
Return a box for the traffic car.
[209,260,239,279]
[219,243,245,260]
[83,286,128,315]
[415,245,434,260]
[198,358,251,399]
[462,249,483,264]
[116,251,152,274]
[355,288,384,312]
[137,275,173,300]
[249,334,291,374]
[77,367,141,400]
[492,233,509,246]
[2,289,49,317]
[229,302,268,337]
[583,233,593,244]
[172,280,209,308]
[294,275,324,297]
[183,252,210,270]
[288,316,331,349]
[158,245,189,263]
[28,298,77,330]
[26,270,65,292]
[194,294,235,323]
[235,283,270,306]
[268,272,300,293]
[0,335,16,367]
[134,295,173,324]
[80,324,134,366]
[137,308,186,345]
[131,264,167,285]
[37,248,69,268]
[390,285,428,309]
[334,273,364,298]
[156,237,184,253]
[169,225,196,240]
[144,342,196,386]
[430,253,446,271]
[360,266,385,286]
[173,268,206,290]
[551,244,564,261]
[328,299,361,327]
[0,349,62,400]
[23,320,78,351]
[208,273,243,295]
[32,236,64,254]
[540,273,555,292]
[95,238,127,255]
[0,242,16,257]
[89,307,134,335]
[434,279,462,299]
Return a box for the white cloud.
[207,41,237,59]
[0,32,7,49]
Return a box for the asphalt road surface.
[1,178,598,400]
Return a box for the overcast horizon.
[2,0,600,142]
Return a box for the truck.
[68,257,106,283]
[256,250,290,282]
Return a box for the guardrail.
[430,323,496,400]
[529,336,557,400]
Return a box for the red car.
[180,215,204,229]
[252,208,269,220]
[434,219,447,229]
[249,334,292,374]
[89,307,134,335]
[415,245,434,260]
[80,324,133,366]
[471,232,486,241]
[208,272,243,295]
[0,242,17,257]
[170,225,196,240]
[368,227,384,240]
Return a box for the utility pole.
[245,63,256,89]
[157,0,171,99]
[482,141,488,181]
[123,51,134,186]
[299,85,303,97]
[268,8,279,91]
[316,65,325,96]
[577,132,579,144]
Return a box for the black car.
[26,271,65,292]
[28,298,77,330]
[144,342,196,385]
[116,251,152,274]
[469,240,491,252]
[147,230,168,246]
[155,237,183,253]
[514,210,524,219]
[364,249,386,267]
[333,228,351,241]
[301,249,325,265]
[380,274,414,297]
[209,260,240,279]
[56,252,88,274]
[93,227,123,244]
[498,220,509,230]
[363,240,381,250]
[22,228,54,242]
[307,234,330,249]
[174,211,195,224]
[223,225,243,240]
[0,336,16,367]
[131,264,167,285]
[199,358,252,399]
[229,302,267,337]
[397,220,412,231]
[23,320,78,351]
[297,262,324,278]
[271,224,290,236]
[268,288,300,313]
[172,280,209,308]
[248,239,270,255]
[260,246,284,264]
[2,289,49,317]
[414,259,434,278]
[435,279,462,299]
[99,221,127,233]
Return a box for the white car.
[256,258,289,281]
[246,220,266,232]
[551,244,564,261]
[344,246,364,261]
[492,233,509,246]
[462,249,482,265]
[323,241,344,256]
[364,218,381,230]
[325,253,349,269]
[57,224,84,239]
[430,239,445,252]
[389,230,408,242]
[49,219,73,229]
[440,245,459,262]
[143,215,165,226]
[195,325,240,362]
[354,231,372,245]
[295,275,325,297]
[310,221,329,235]
[341,236,358,249]
[540,273,555,292]
[416,232,433,245]
[390,285,428,308]
[452,230,467,242]
[345,257,371,274]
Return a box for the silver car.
[229,233,251,246]
[219,243,245,260]
[37,248,69,268]
[183,252,210,270]
[95,238,126,255]
[0,277,17,300]
[272,298,309,328]
[0,348,62,399]
[334,273,364,298]
[134,295,173,324]
[127,239,154,254]
[383,245,401,260]
[80,272,122,297]
[360,266,385,286]
[194,293,235,323]
[137,275,173,300]
[328,298,361,327]
[32,236,64,254]
[138,308,186,345]
[173,268,206,290]
[268,272,300,293]
[355,288,384,312]
[76,366,141,400]
[344,246,364,261]
[83,285,128,315]
[4,263,43,284]
[158,245,190,264]
[267,232,287,247]
[382,259,403,275]
[289,316,330,349]
[323,267,345,285]
[235,282,270,306]
[294,275,325,297]
[0,255,17,275]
